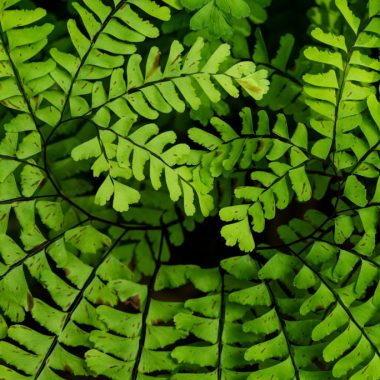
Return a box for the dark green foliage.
[0,0,379,379]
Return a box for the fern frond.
[0,0,55,193]
[0,220,168,379]
[85,259,218,378]
[58,37,269,125]
[189,108,258,177]
[303,0,380,164]
[70,119,214,216]
[36,0,174,127]
[60,38,269,217]
[274,208,380,378]
[0,0,55,113]
[221,254,311,380]
[253,30,309,122]
[214,111,318,252]
[44,3,270,129]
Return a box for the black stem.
[216,266,226,380]
[131,225,166,379]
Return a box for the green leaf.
[288,166,312,202]
[221,254,259,281]
[67,19,91,58]
[304,47,343,71]
[1,8,46,31]
[245,333,287,361]
[300,284,335,315]
[129,0,171,21]
[145,325,187,350]
[311,27,347,52]
[16,132,41,159]
[0,341,40,374]
[220,217,255,252]
[271,34,295,70]
[20,165,44,197]
[335,0,360,34]
[72,137,101,161]
[184,294,220,318]
[343,175,367,207]
[36,201,64,231]
[174,313,218,343]
[229,283,271,307]
[95,176,114,206]
[243,308,280,334]
[294,266,317,289]
[303,70,339,88]
[253,28,269,63]
[171,345,218,367]
[259,253,298,281]
[368,94,380,128]
[247,358,295,380]
[89,331,138,361]
[334,215,354,244]
[369,0,380,17]
[86,349,133,379]
[65,225,112,254]
[235,69,270,100]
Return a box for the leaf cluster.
[0,0,379,379]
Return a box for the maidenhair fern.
[0,0,379,379]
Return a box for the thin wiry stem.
[0,154,46,172]
[216,267,226,380]
[314,236,380,270]
[131,226,166,379]
[0,194,60,205]
[266,281,300,380]
[349,139,380,175]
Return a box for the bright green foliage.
[0,0,379,379]
[179,0,271,37]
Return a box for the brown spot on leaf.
[27,293,34,310]
[146,52,161,80]
[128,258,136,271]
[124,295,141,311]
[64,365,73,374]
[255,139,265,154]
[241,81,263,95]
[311,357,328,370]
[171,53,181,66]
